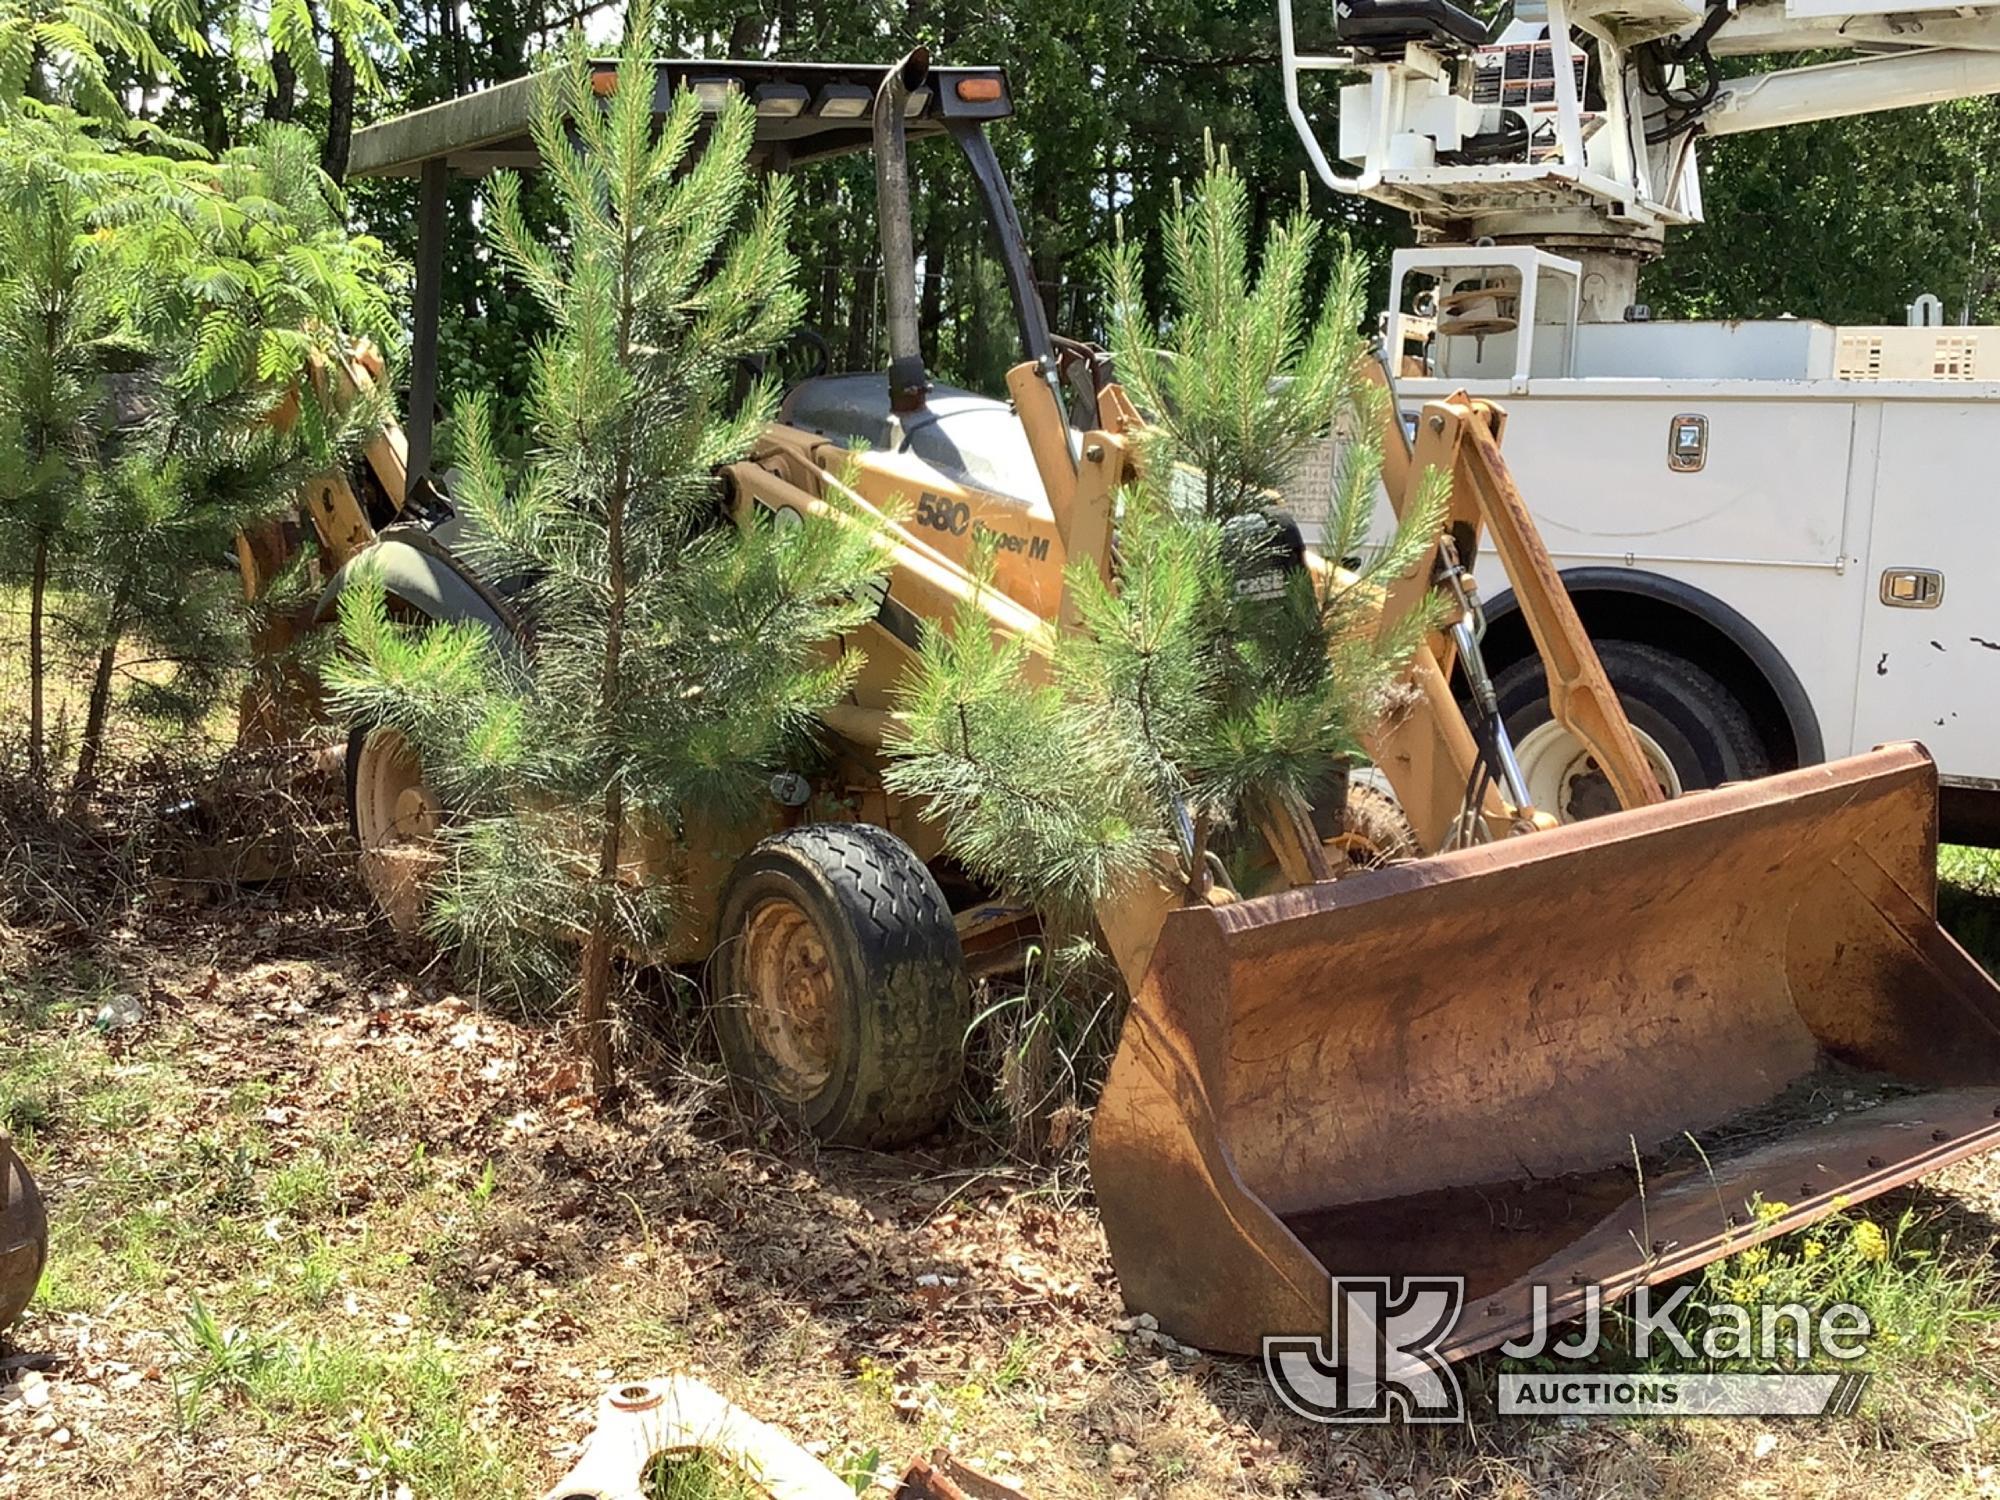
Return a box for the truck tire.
[712,823,968,1147]
[1494,640,1772,822]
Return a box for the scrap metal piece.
[540,1377,852,1500]
[0,1131,46,1331]
[896,1450,1031,1500]
[1094,743,2000,1359]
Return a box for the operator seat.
[780,372,1054,510]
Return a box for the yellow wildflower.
[1851,1221,1888,1262]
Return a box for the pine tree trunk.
[726,9,765,54]
[72,583,130,800]
[578,207,642,1098]
[577,914,617,1093]
[26,534,47,785]
[580,537,626,1093]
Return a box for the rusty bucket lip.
[1191,742,1938,942]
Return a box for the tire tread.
[716,822,967,1147]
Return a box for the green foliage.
[171,1293,273,1427]
[1106,147,1363,517]
[1645,90,2000,325]
[0,109,398,790]
[647,1449,763,1500]
[326,9,889,1074]
[243,0,402,104]
[0,0,199,121]
[0,113,110,626]
[1,0,400,139]
[885,155,1443,922]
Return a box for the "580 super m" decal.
[914,492,1051,561]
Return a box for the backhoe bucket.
[0,1130,45,1331]
[1094,744,2000,1359]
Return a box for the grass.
[6,930,2000,1500]
[646,1449,763,1500]
[1943,843,2000,977]
[6,626,2000,1499]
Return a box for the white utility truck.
[1279,0,2000,840]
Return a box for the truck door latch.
[1880,569,1944,609]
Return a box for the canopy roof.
[347,59,1014,179]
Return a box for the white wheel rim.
[1513,720,1682,823]
[354,727,441,848]
[350,728,446,935]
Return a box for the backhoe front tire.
[712,823,968,1147]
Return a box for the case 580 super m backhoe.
[206,51,2000,1367]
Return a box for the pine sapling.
[887,151,1447,929]
[328,10,887,1092]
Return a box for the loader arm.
[1342,368,1661,851]
[1394,389,1665,817]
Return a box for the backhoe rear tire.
[712,823,968,1147]
[345,721,446,934]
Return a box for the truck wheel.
[1494,640,1772,822]
[346,722,445,933]
[712,823,968,1147]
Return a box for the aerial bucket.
[1093,743,2000,1359]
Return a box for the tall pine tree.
[326,8,888,1091]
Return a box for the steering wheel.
[740,327,832,389]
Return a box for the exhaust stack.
[873,48,931,414]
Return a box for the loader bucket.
[1093,744,2000,1360]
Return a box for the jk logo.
[1262,1278,1466,1424]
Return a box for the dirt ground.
[6,761,2000,1498]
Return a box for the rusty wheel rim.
[740,897,838,1100]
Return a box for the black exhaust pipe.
[873,47,930,414]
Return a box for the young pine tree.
[64,124,396,794]
[0,113,395,797]
[0,114,110,784]
[326,21,887,1092]
[885,153,1445,928]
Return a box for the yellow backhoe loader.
[222,51,2000,1367]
